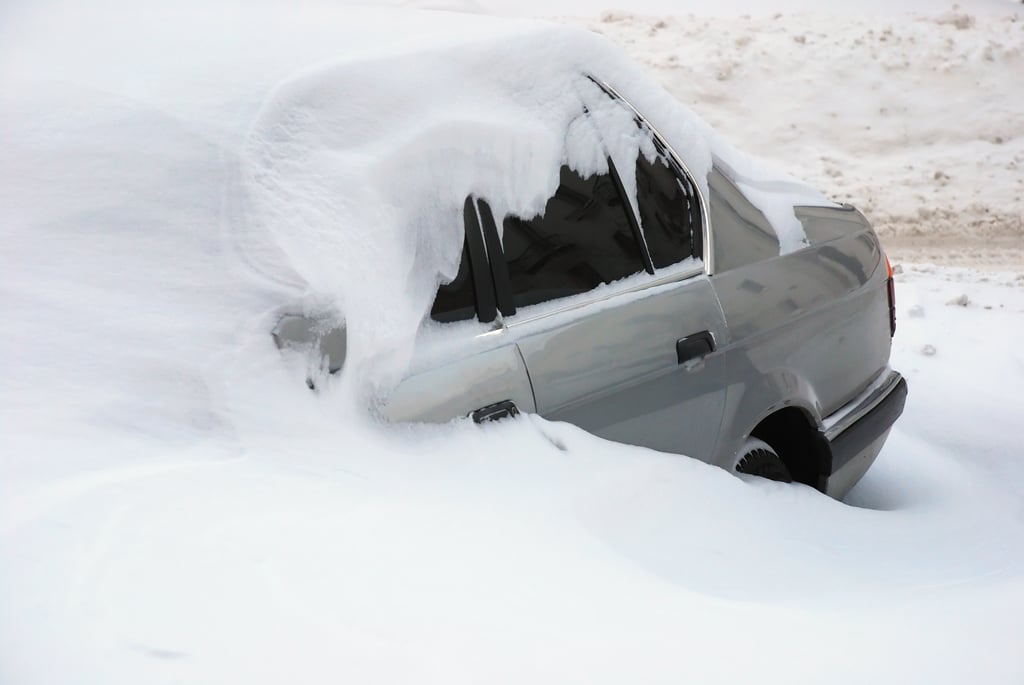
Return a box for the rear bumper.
[822,369,908,498]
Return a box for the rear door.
[494,113,729,461]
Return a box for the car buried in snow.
[268,20,907,500]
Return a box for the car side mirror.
[271,315,347,386]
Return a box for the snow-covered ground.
[2,0,1023,683]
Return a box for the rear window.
[635,153,701,268]
[501,165,646,309]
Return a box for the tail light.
[884,254,896,337]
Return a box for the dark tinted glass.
[635,154,699,268]
[502,166,644,308]
[430,238,477,323]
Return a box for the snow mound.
[229,11,830,392]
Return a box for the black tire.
[735,437,793,483]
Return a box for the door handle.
[471,400,520,423]
[676,331,714,365]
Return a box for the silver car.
[274,77,907,500]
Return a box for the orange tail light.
[884,254,896,336]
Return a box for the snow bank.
[5,264,1024,684]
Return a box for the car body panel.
[709,201,892,471]
[383,335,536,423]
[511,274,729,461]
[708,167,781,273]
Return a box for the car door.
[383,198,536,424]
[489,120,729,461]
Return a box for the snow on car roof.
[4,3,828,394]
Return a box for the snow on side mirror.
[272,314,347,388]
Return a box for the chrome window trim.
[589,79,716,277]
[503,264,704,329]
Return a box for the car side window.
[635,152,702,268]
[501,165,646,309]
[430,238,477,323]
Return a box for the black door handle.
[677,331,714,365]
[471,400,520,423]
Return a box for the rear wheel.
[734,437,793,483]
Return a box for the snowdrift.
[3,3,1024,684]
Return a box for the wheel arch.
[748,405,832,491]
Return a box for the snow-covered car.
[263,12,906,499]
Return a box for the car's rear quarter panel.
[710,205,892,469]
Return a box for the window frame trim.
[502,262,704,329]
[584,77,715,276]
[464,195,498,323]
[475,197,517,319]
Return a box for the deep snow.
[2,0,1024,683]
[4,269,1024,684]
